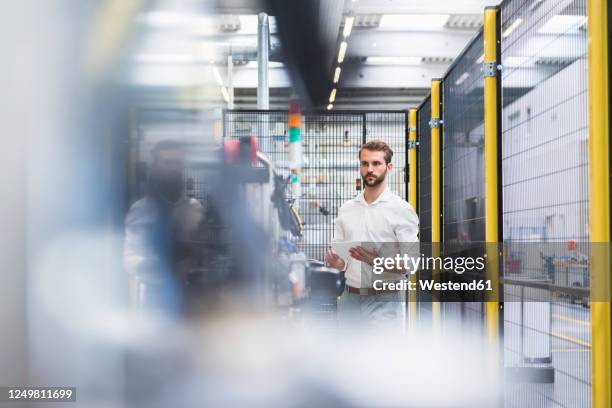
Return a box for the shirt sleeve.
[394,202,419,242]
[332,208,346,243]
[331,208,348,271]
[394,202,420,275]
[124,199,167,279]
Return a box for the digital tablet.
[330,242,356,261]
[330,242,382,261]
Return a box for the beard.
[362,169,387,187]
[151,172,184,203]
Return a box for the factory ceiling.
[130,0,585,109]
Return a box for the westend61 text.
[372,279,493,291]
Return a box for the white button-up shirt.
[333,187,419,288]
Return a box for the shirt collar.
[355,187,393,205]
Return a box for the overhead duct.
[265,0,344,107]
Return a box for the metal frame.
[588,1,612,406]
[483,5,504,357]
[222,108,409,263]
[416,96,433,319]
[408,108,419,324]
[414,1,608,406]
[223,109,408,151]
[431,78,443,323]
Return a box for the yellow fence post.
[483,5,502,362]
[430,79,442,327]
[587,1,612,407]
[409,109,418,212]
[408,108,419,326]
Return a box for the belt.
[345,286,396,295]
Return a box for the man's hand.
[325,248,346,271]
[349,246,379,266]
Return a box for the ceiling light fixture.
[327,104,333,110]
[137,11,191,27]
[537,15,587,34]
[134,54,195,64]
[333,67,341,83]
[504,56,530,67]
[502,17,523,38]
[246,61,285,69]
[379,14,450,30]
[366,56,422,65]
[329,88,337,103]
[238,15,278,34]
[212,66,224,86]
[343,16,355,38]
[221,86,229,103]
[338,41,348,63]
[454,72,470,85]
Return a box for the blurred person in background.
[124,140,203,314]
[325,140,419,327]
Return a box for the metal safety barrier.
[500,0,591,406]
[413,0,611,406]
[223,109,408,262]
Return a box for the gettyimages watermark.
[344,242,611,302]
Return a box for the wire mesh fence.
[441,31,487,326]
[443,32,486,247]
[417,98,432,247]
[414,0,592,405]
[223,109,408,262]
[300,112,364,262]
[500,0,590,406]
[365,112,408,199]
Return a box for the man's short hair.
[151,140,184,162]
[359,140,393,164]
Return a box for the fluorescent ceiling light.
[134,54,196,64]
[130,66,202,87]
[137,11,192,27]
[502,17,523,38]
[333,67,341,83]
[221,86,229,103]
[239,15,258,34]
[338,41,348,63]
[245,61,285,68]
[504,56,530,67]
[454,72,469,85]
[537,15,587,34]
[475,53,484,64]
[366,56,422,65]
[191,17,217,36]
[239,15,277,34]
[329,88,337,103]
[138,12,215,34]
[343,16,355,38]
[212,66,223,86]
[379,14,450,30]
[327,104,333,110]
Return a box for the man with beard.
[325,140,418,327]
[124,140,203,313]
